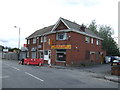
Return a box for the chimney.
[80,24,86,32]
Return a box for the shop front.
[51,45,71,65]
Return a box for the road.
[2,59,119,88]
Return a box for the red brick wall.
[27,31,105,65]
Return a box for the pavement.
[49,64,120,83]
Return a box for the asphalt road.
[2,59,119,88]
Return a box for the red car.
[19,58,44,66]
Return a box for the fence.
[3,52,18,60]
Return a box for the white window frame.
[96,39,101,45]
[41,37,43,43]
[44,36,47,42]
[28,40,30,44]
[91,38,94,44]
[85,36,90,43]
[33,38,36,44]
[57,33,67,40]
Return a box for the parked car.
[19,58,44,66]
[111,56,120,66]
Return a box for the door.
[44,50,51,60]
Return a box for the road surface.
[2,59,119,88]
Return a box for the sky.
[0,0,119,48]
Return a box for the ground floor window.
[56,49,66,61]
[40,51,43,59]
[31,52,36,59]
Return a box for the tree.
[88,20,98,34]
[98,25,120,56]
[88,20,120,56]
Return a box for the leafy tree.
[98,25,120,56]
[88,20,120,56]
[88,20,98,34]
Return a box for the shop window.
[56,49,66,61]
[57,33,67,40]
[85,36,90,43]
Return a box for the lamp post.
[14,26,20,60]
[14,26,20,49]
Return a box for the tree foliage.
[88,20,120,56]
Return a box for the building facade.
[26,17,106,66]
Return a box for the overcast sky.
[0,0,119,48]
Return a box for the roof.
[27,25,54,39]
[26,17,102,40]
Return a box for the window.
[91,38,94,44]
[40,51,43,59]
[27,52,29,58]
[96,39,101,45]
[28,40,30,44]
[85,36,90,43]
[57,33,67,40]
[44,50,48,55]
[33,38,36,44]
[56,49,66,61]
[44,36,47,42]
[41,36,47,42]
[41,37,44,42]
[96,52,100,60]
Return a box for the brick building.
[26,17,106,66]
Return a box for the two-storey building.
[26,17,106,66]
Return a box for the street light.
[14,26,20,49]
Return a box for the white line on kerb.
[25,72,44,82]
[12,67,20,71]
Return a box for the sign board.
[51,45,71,49]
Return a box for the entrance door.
[44,50,51,60]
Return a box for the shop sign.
[51,45,71,49]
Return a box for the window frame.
[85,36,90,43]
[57,33,67,40]
[33,38,36,44]
[91,38,94,44]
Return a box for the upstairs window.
[57,33,67,40]
[44,36,47,42]
[41,37,43,43]
[96,39,101,45]
[33,38,36,44]
[91,38,94,44]
[28,40,30,44]
[41,36,47,43]
[85,36,90,43]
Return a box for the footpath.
[51,64,120,83]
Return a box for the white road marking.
[11,67,20,71]
[0,76,9,78]
[25,72,44,82]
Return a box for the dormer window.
[56,33,67,40]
